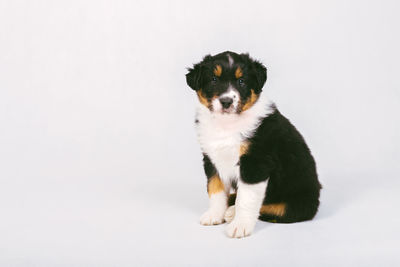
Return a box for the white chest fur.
[195,95,273,187]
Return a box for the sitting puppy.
[186,51,321,238]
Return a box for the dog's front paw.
[225,218,256,238]
[200,209,226,225]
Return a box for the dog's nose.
[219,97,233,109]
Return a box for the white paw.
[200,209,226,225]
[225,218,256,238]
[224,205,235,223]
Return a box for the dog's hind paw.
[224,205,235,223]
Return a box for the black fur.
[240,107,321,223]
[202,154,216,179]
[202,108,322,223]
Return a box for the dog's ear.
[186,65,202,91]
[252,60,267,93]
[186,55,212,91]
[241,53,267,93]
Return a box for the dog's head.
[186,51,267,114]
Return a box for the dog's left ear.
[186,55,212,91]
[251,59,267,93]
[241,53,267,93]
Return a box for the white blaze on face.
[211,85,240,114]
[227,53,234,67]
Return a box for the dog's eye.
[238,78,245,85]
[211,76,217,83]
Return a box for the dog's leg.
[225,180,267,238]
[200,175,228,225]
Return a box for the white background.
[1,0,399,266]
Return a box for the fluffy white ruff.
[200,191,227,225]
[196,93,274,186]
[225,180,268,238]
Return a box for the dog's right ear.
[186,55,212,91]
[186,64,202,91]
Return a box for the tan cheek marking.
[239,141,250,156]
[235,67,243,79]
[241,89,259,111]
[207,175,225,196]
[213,65,222,77]
[260,203,286,217]
[197,90,209,107]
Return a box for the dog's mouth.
[219,106,237,114]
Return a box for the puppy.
[186,51,321,238]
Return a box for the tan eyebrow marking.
[213,65,222,77]
[235,67,243,79]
